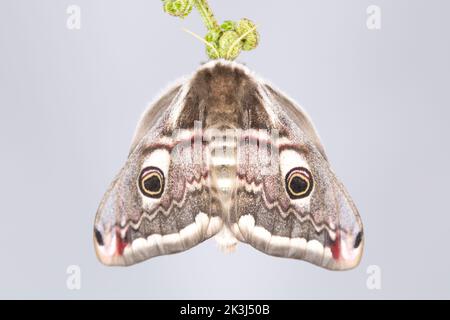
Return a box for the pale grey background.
[0,0,449,299]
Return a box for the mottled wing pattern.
[94,60,364,270]
[227,66,364,270]
[94,81,223,266]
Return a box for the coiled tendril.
[161,0,259,60]
[162,0,194,18]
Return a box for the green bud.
[163,0,193,18]
[220,20,236,32]
[236,18,259,51]
[205,28,222,43]
[206,42,220,59]
[218,30,242,60]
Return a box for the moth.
[93,60,364,270]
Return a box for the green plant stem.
[193,0,219,31]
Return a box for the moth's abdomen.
[206,127,239,251]
[207,127,238,218]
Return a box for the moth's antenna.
[182,28,220,58]
[161,0,260,61]
[226,24,259,60]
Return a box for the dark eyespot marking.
[138,167,165,198]
[354,231,363,248]
[285,167,314,199]
[94,228,104,246]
